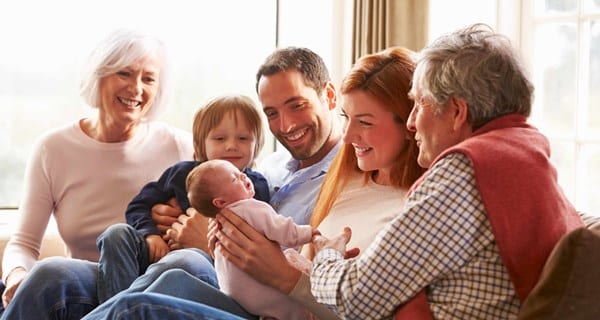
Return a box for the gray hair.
[79,29,170,120]
[413,23,534,129]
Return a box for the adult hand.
[2,267,28,307]
[313,227,360,259]
[167,207,209,252]
[215,208,301,294]
[151,197,183,234]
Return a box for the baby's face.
[213,160,255,205]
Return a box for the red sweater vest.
[395,114,582,319]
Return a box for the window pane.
[278,0,334,65]
[533,23,577,135]
[578,144,600,214]
[535,0,578,15]
[587,19,600,134]
[583,0,600,13]
[527,0,600,216]
[429,0,497,41]
[549,140,576,201]
[0,0,277,207]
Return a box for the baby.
[186,159,319,320]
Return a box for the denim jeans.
[1,242,218,319]
[83,269,257,320]
[0,280,6,315]
[85,292,246,320]
[96,223,151,303]
[1,257,98,320]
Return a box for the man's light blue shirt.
[257,142,341,225]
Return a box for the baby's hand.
[284,248,312,274]
[146,234,170,263]
[311,228,321,240]
[313,227,360,259]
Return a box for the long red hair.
[310,47,425,229]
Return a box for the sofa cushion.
[517,222,600,319]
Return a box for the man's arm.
[215,208,302,294]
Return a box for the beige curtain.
[353,0,429,63]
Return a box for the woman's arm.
[2,140,54,305]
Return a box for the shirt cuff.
[313,248,344,264]
[289,272,341,320]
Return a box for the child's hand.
[146,234,170,263]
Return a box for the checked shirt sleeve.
[310,153,496,319]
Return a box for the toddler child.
[96,95,270,303]
[187,159,319,320]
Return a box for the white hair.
[79,29,171,120]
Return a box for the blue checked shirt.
[311,153,521,319]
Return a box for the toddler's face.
[205,110,256,170]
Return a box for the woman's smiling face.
[341,90,409,184]
[98,52,160,127]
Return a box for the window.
[0,0,349,209]
[430,0,600,216]
[7,1,595,215]
[0,0,279,208]
[522,0,600,215]
[429,0,499,40]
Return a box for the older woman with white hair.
[0,29,193,318]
